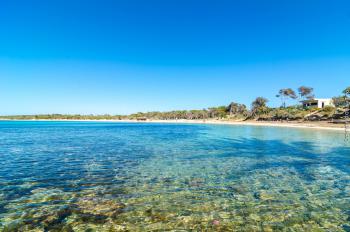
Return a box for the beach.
[143,119,347,131]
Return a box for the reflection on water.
[0,121,349,231]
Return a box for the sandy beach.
[136,119,347,131]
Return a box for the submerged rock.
[78,213,108,224]
[77,197,126,217]
[2,219,24,232]
[254,191,274,201]
[185,178,205,187]
[42,206,74,230]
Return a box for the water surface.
[0,121,349,231]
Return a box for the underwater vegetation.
[0,121,349,231]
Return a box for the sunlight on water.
[0,121,349,231]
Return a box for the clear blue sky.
[1,0,349,115]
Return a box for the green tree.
[332,96,348,107]
[227,102,248,117]
[343,87,350,97]
[298,86,314,100]
[276,88,297,108]
[251,97,269,116]
[207,106,227,119]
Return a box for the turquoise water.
[0,121,350,231]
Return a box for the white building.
[301,98,334,108]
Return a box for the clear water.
[0,121,349,231]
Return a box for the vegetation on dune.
[259,106,312,121]
[333,96,348,107]
[0,114,126,121]
[250,97,269,117]
[226,102,248,119]
[1,86,349,122]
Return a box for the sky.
[1,0,349,115]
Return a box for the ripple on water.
[0,121,350,231]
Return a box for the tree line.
[1,86,349,121]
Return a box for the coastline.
[0,118,346,131]
[136,119,346,131]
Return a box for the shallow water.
[0,121,349,231]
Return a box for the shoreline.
[137,119,346,131]
[0,118,346,131]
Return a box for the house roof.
[301,99,317,103]
[301,98,332,103]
